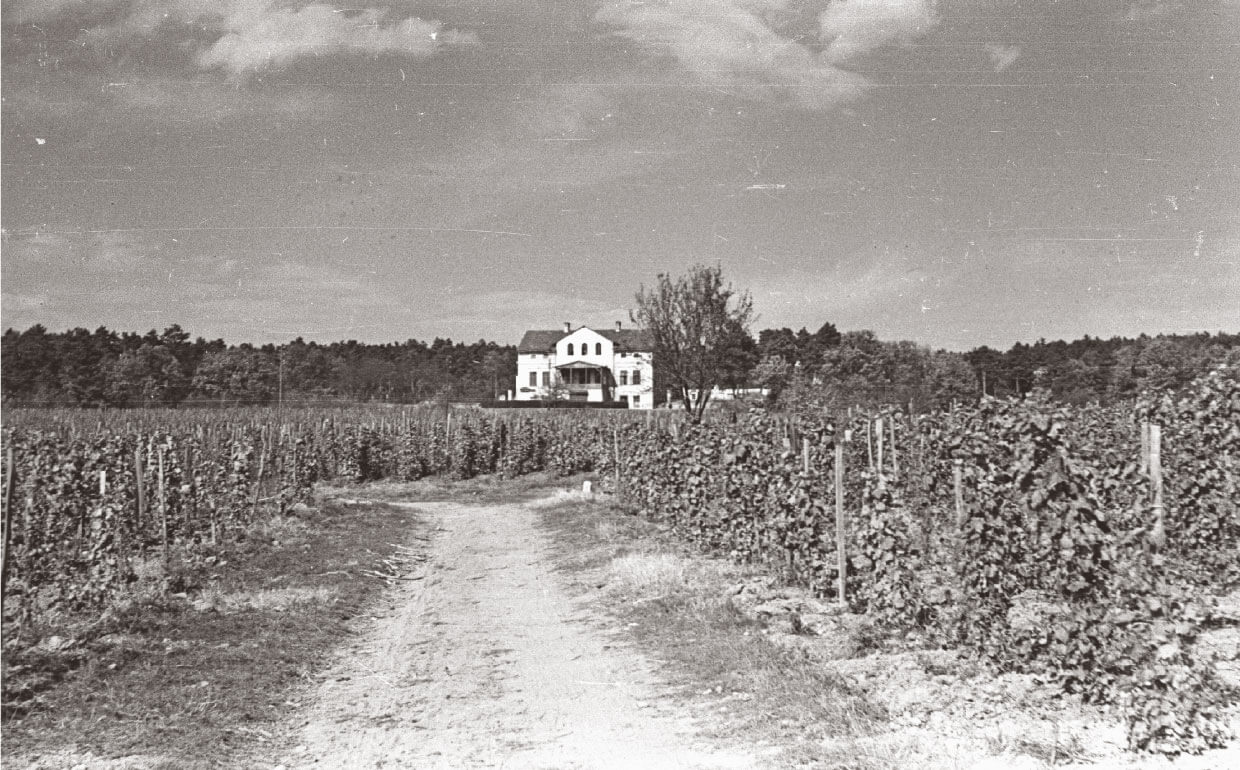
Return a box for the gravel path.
[279,500,755,770]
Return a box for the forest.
[2,321,1238,409]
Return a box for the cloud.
[594,0,938,111]
[7,1,476,77]
[196,4,477,76]
[984,43,1021,73]
[2,229,158,276]
[819,0,938,63]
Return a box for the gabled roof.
[598,328,653,351]
[516,330,564,354]
[517,327,653,354]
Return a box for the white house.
[515,322,655,408]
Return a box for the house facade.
[515,322,655,408]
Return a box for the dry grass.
[605,552,690,597]
[191,585,339,614]
[524,486,600,509]
[1,498,425,769]
[534,491,888,767]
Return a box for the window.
[595,343,602,355]
[632,395,640,406]
[619,371,628,386]
[541,371,549,386]
[529,371,536,387]
[567,343,574,356]
[632,370,642,385]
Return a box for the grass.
[534,493,891,768]
[1,497,425,769]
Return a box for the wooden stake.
[613,427,621,498]
[134,447,146,531]
[158,451,168,562]
[866,419,874,471]
[835,435,847,606]
[802,437,811,475]
[953,459,965,529]
[252,441,266,517]
[890,418,898,477]
[1149,424,1166,550]
[2,446,16,606]
[1140,421,1151,477]
[876,417,884,478]
[184,445,195,525]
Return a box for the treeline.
[752,324,1240,410]
[3,322,1237,409]
[1,324,516,407]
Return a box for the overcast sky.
[3,0,1238,350]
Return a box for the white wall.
[514,328,654,408]
[557,328,612,363]
[612,351,654,409]
[514,353,554,400]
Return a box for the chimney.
[615,321,622,331]
[563,321,571,333]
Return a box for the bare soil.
[270,500,756,769]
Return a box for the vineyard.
[2,368,1238,754]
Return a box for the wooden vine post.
[251,435,266,517]
[1140,421,1151,477]
[158,450,169,563]
[834,432,847,606]
[2,446,16,607]
[1149,423,1166,550]
[184,445,195,524]
[134,447,146,531]
[876,417,884,477]
[865,419,874,471]
[889,418,898,477]
[953,459,965,529]
[612,427,621,499]
[802,437,810,475]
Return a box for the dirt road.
[278,500,756,770]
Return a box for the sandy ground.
[273,500,756,770]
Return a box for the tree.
[751,354,793,402]
[926,350,977,408]
[191,349,278,404]
[105,344,187,406]
[631,264,755,422]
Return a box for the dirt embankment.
[274,500,756,770]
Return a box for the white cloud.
[594,0,938,112]
[819,0,938,63]
[984,43,1021,73]
[197,4,476,76]
[9,1,476,77]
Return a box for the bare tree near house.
[631,264,755,422]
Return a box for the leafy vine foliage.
[2,366,1236,754]
[610,368,1238,755]
[1,410,619,620]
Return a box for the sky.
[2,0,1238,351]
